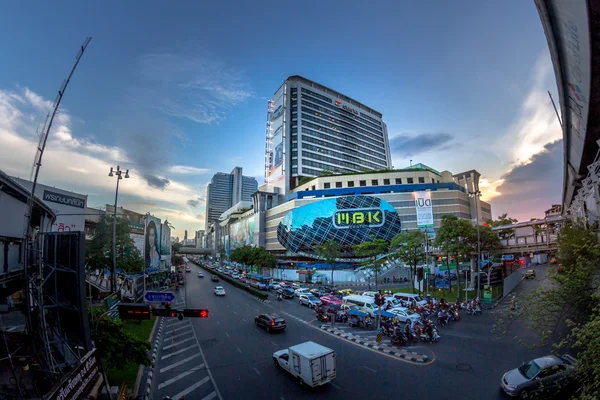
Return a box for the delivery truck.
[273,341,336,387]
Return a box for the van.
[342,295,377,317]
[393,293,427,307]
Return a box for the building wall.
[261,189,486,252]
[205,169,258,228]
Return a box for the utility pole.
[108,166,129,293]
[469,190,482,299]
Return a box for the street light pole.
[108,166,129,294]
[469,190,482,299]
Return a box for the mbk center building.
[212,76,492,263]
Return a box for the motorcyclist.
[424,319,434,342]
[276,290,283,301]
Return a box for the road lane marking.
[166,328,193,342]
[233,311,238,315]
[201,392,217,400]
[172,376,210,398]
[167,320,190,329]
[271,341,277,346]
[237,347,242,354]
[158,364,205,389]
[163,336,195,351]
[363,366,377,373]
[255,309,259,312]
[331,383,342,390]
[301,336,307,340]
[217,321,220,325]
[253,367,261,375]
[242,318,247,322]
[160,353,202,373]
[171,324,193,333]
[161,344,198,360]
[225,332,230,338]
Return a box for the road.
[149,261,553,400]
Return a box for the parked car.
[214,286,226,296]
[255,313,286,333]
[298,294,322,308]
[211,275,219,282]
[525,270,536,279]
[294,288,311,297]
[500,354,576,398]
[310,288,329,298]
[277,287,296,299]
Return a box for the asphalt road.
[150,261,554,400]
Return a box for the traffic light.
[118,303,151,320]
[152,308,179,318]
[183,309,209,318]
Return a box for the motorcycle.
[316,313,329,322]
[390,331,408,346]
[468,305,482,316]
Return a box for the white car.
[361,291,378,297]
[214,286,226,296]
[231,273,240,279]
[389,307,421,323]
[298,294,322,308]
[198,272,204,278]
[294,288,311,297]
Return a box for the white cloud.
[168,165,210,175]
[0,87,205,235]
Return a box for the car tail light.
[271,319,275,326]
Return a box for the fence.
[503,269,524,299]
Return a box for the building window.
[348,181,354,187]
[407,178,414,184]
[437,180,440,183]
[371,179,378,185]
[336,182,342,188]
[359,180,366,187]
[384,179,390,185]
[324,183,330,189]
[312,185,316,190]
[418,177,425,183]
[432,178,435,183]
[395,178,402,184]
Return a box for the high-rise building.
[265,75,392,196]
[184,230,188,241]
[205,167,258,227]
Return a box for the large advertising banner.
[13,177,87,232]
[160,222,171,255]
[123,209,145,235]
[145,215,161,271]
[229,216,255,251]
[414,191,434,227]
[277,196,402,260]
[267,84,285,183]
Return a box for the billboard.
[13,177,87,232]
[145,215,161,271]
[414,191,433,227]
[266,84,285,183]
[229,216,255,252]
[160,222,171,255]
[122,209,145,235]
[277,196,402,259]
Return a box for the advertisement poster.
[160,222,171,255]
[130,234,145,257]
[123,209,145,235]
[13,177,87,233]
[267,85,285,182]
[229,216,255,251]
[414,191,434,227]
[145,215,161,271]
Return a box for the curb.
[133,316,159,397]
[145,318,165,397]
[320,325,429,363]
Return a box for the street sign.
[144,291,175,302]
[502,255,514,261]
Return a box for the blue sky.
[0,1,563,237]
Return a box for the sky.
[0,1,563,238]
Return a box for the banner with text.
[414,191,433,227]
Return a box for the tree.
[353,237,389,289]
[492,222,600,399]
[172,242,182,255]
[230,246,254,266]
[172,254,185,266]
[90,307,152,370]
[390,230,426,293]
[485,213,518,240]
[252,246,277,270]
[434,215,475,291]
[316,240,342,287]
[86,216,145,274]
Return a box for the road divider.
[189,260,269,301]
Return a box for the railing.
[499,234,558,248]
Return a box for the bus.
[246,273,272,290]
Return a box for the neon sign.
[333,208,385,229]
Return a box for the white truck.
[273,341,336,387]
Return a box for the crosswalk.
[154,317,220,400]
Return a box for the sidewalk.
[320,324,431,363]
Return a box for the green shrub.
[190,261,269,300]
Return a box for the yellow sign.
[333,208,384,229]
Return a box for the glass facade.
[276,196,402,259]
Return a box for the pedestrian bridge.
[492,214,564,254]
[179,247,213,255]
